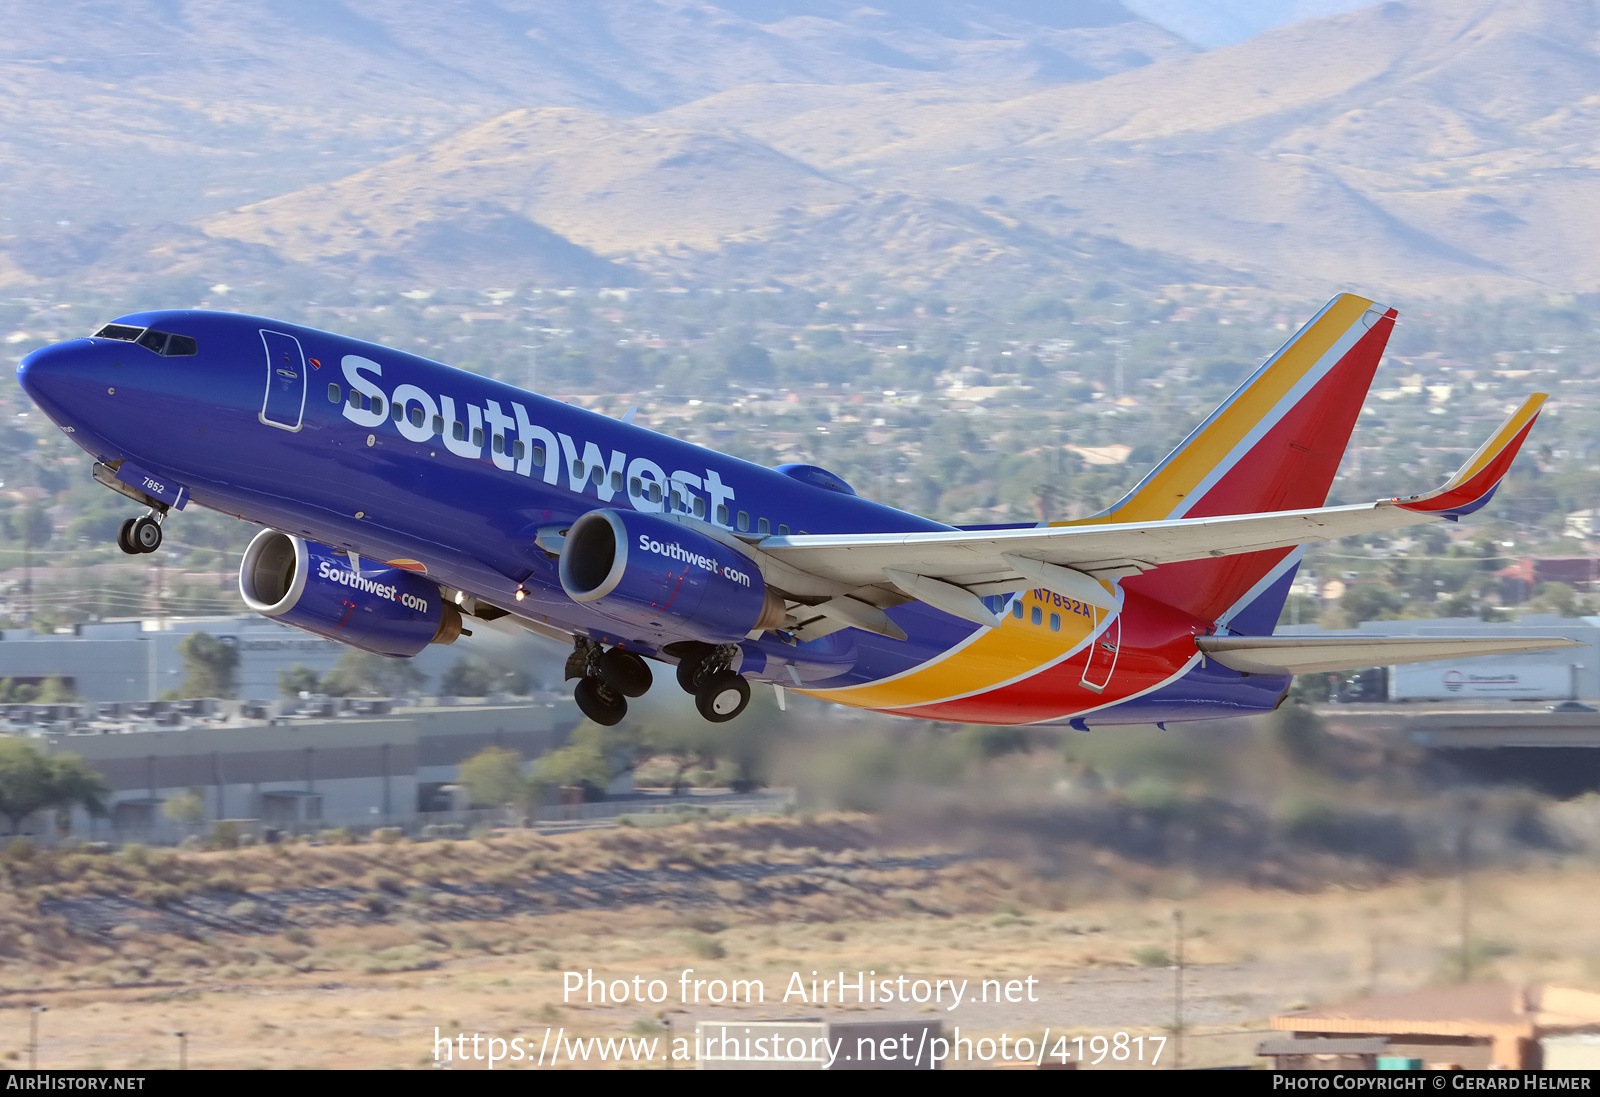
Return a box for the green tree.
[440,657,532,697]
[0,678,74,703]
[278,664,322,698]
[163,788,206,828]
[320,649,425,697]
[177,632,239,698]
[0,740,109,833]
[36,677,76,703]
[457,747,527,811]
[532,724,628,796]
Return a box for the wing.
[756,394,1546,635]
[1196,635,1581,676]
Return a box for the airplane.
[15,292,1576,729]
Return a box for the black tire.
[676,653,705,694]
[599,648,653,698]
[574,676,627,726]
[695,671,750,723]
[116,518,138,555]
[131,516,162,554]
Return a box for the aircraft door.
[259,329,307,432]
[1079,611,1121,694]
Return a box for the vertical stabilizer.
[1062,293,1397,627]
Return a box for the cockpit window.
[92,324,198,355]
[128,329,198,357]
[93,324,144,342]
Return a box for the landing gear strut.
[674,642,752,723]
[566,638,654,725]
[116,513,163,555]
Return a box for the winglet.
[1395,393,1547,519]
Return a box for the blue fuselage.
[18,309,1288,722]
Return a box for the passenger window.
[513,440,525,461]
[165,335,198,356]
[348,389,361,408]
[532,444,545,466]
[453,421,465,441]
[410,406,425,428]
[571,459,583,479]
[717,504,729,525]
[1031,607,1042,626]
[432,415,443,435]
[612,471,624,493]
[1050,613,1061,632]
[778,524,790,535]
[693,497,706,519]
[471,427,483,447]
[648,483,662,504]
[1012,601,1024,619]
[630,477,642,497]
[328,383,340,403]
[493,434,504,455]
[757,517,770,535]
[372,396,385,417]
[392,401,404,423]
[670,490,683,512]
[737,511,750,532]
[591,466,603,486]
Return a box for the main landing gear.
[673,642,752,723]
[116,513,163,555]
[566,638,653,726]
[565,638,753,725]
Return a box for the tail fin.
[1063,293,1398,627]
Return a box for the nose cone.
[18,339,96,419]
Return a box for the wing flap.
[1196,635,1582,676]
[761,499,1425,589]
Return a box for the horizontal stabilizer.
[1196,635,1582,676]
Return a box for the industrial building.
[1266,983,1600,1069]
[1278,614,1600,702]
[0,612,568,703]
[29,697,582,842]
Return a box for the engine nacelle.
[560,509,785,643]
[239,530,462,657]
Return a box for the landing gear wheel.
[116,518,139,556]
[695,671,750,723]
[131,516,162,554]
[676,653,706,694]
[599,648,653,698]
[574,676,627,726]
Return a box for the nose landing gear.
[116,513,163,555]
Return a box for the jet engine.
[239,530,462,657]
[559,509,785,643]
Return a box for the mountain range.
[6,0,1600,299]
